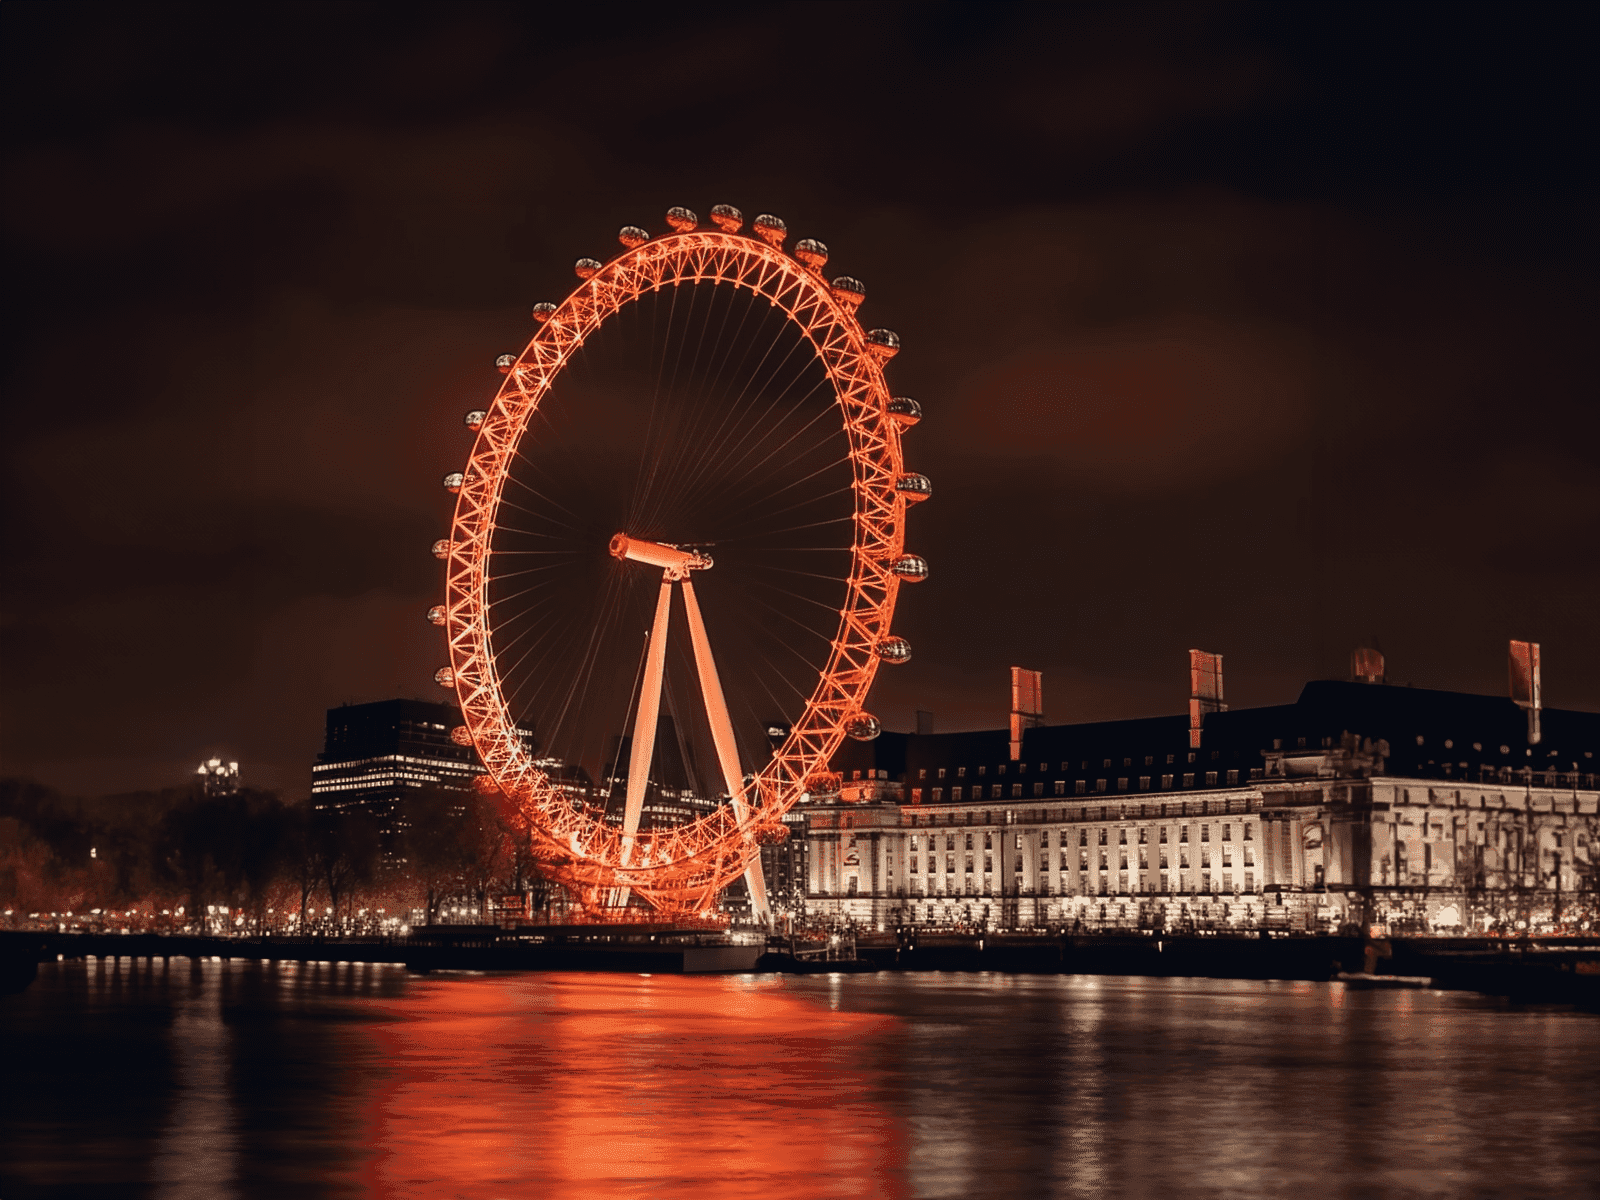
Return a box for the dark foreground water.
[3,960,1598,1199]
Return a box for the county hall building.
[804,647,1600,936]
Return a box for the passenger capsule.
[830,275,866,309]
[464,410,486,431]
[845,714,882,741]
[710,203,744,232]
[450,725,473,747]
[618,225,649,248]
[794,238,829,271]
[426,604,447,626]
[892,554,929,582]
[442,472,465,494]
[866,328,901,361]
[665,206,698,232]
[434,667,455,688]
[472,773,500,795]
[874,637,913,665]
[432,538,453,559]
[806,769,844,794]
[895,472,933,502]
[574,257,602,279]
[755,820,790,846]
[752,213,787,247]
[886,396,922,427]
[495,353,517,373]
[531,302,558,323]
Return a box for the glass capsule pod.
[431,539,453,559]
[892,554,929,582]
[574,257,602,279]
[495,353,517,373]
[866,328,901,360]
[442,472,465,493]
[710,203,744,232]
[752,213,787,247]
[464,410,486,430]
[845,714,882,741]
[665,206,697,232]
[426,605,447,626]
[895,472,933,502]
[450,725,473,747]
[886,396,922,427]
[618,225,649,248]
[830,275,866,309]
[434,667,455,688]
[531,302,557,323]
[874,637,913,664]
[793,237,829,271]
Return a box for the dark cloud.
[2,1,1596,796]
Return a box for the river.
[3,958,1597,1198]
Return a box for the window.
[932,788,943,802]
[1139,775,1151,790]
[965,834,974,850]
[911,788,922,803]
[983,855,992,873]
[946,856,955,873]
[1033,782,1044,797]
[1183,773,1195,787]
[1205,771,1218,786]
[1166,754,1175,765]
[1243,823,1253,841]
[1012,784,1023,798]
[983,832,992,849]
[1015,834,1023,850]
[1244,847,1254,867]
[1222,824,1231,841]
[1076,781,1087,795]
[1159,851,1169,869]
[1118,828,1128,844]
[1060,851,1071,871]
[1098,829,1108,845]
[1200,849,1210,868]
[1123,757,1132,768]
[1119,852,1129,870]
[1139,848,1149,869]
[938,768,946,779]
[1055,780,1066,796]
[1180,825,1189,842]
[1079,829,1089,846]
[946,835,955,850]
[957,767,966,778]
[1226,769,1239,785]
[1159,826,1168,843]
[951,787,962,801]
[1222,849,1232,867]
[977,766,986,776]
[1144,756,1153,767]
[1161,774,1173,789]
[1099,852,1108,870]
[910,856,919,873]
[998,764,1007,775]
[1243,871,1254,892]
[918,769,927,780]
[1096,779,1108,792]
[1201,826,1210,842]
[991,784,1003,799]
[1039,855,1049,873]
[1117,777,1129,791]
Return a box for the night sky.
[3,2,1596,799]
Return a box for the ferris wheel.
[431,205,929,922]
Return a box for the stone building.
[806,666,1600,935]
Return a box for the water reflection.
[2,963,1598,1198]
[355,974,909,1198]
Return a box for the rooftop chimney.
[1189,650,1225,749]
[1351,647,1386,684]
[1009,667,1043,760]
[1509,639,1541,745]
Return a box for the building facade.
[806,679,1600,934]
[310,698,483,828]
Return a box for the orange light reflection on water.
[356,972,908,1199]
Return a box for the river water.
[3,959,1597,1199]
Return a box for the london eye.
[432,205,929,922]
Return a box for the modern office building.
[310,698,484,829]
[806,647,1600,935]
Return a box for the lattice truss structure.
[433,207,929,916]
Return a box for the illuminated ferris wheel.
[431,205,929,922]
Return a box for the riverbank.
[3,928,1596,1005]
